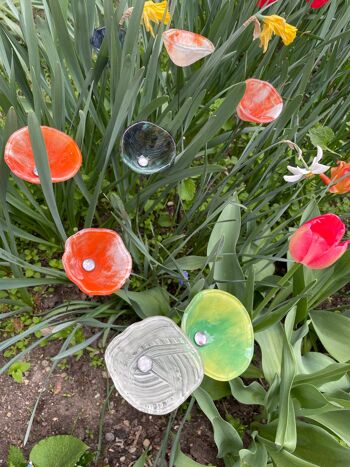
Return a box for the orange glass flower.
[237,78,283,124]
[4,126,82,184]
[320,161,350,194]
[62,228,132,296]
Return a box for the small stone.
[129,446,136,453]
[6,412,11,417]
[143,439,151,448]
[105,432,115,442]
[123,420,130,427]
[120,456,126,462]
[42,360,49,367]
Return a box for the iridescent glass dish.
[121,121,176,174]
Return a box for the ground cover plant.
[1,0,350,465]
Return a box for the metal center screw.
[82,258,96,272]
[194,331,207,347]
[137,155,149,167]
[137,355,153,373]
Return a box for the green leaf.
[117,287,170,319]
[207,195,245,301]
[308,125,335,149]
[201,376,231,401]
[133,450,149,467]
[310,311,350,362]
[174,449,212,467]
[259,421,350,467]
[30,435,89,467]
[178,179,196,202]
[7,446,27,467]
[238,438,268,467]
[194,387,242,459]
[308,411,350,446]
[229,378,266,406]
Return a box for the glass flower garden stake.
[237,79,283,124]
[62,228,132,296]
[105,316,204,415]
[121,121,176,174]
[90,26,126,51]
[4,126,82,184]
[289,214,350,269]
[163,29,215,67]
[319,161,350,194]
[181,290,254,381]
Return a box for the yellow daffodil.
[244,14,297,53]
[142,1,170,37]
[259,15,297,53]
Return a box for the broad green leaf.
[174,449,212,467]
[259,421,350,467]
[308,125,335,149]
[117,287,170,319]
[238,438,268,467]
[7,446,27,467]
[178,178,196,202]
[194,387,242,459]
[310,311,350,362]
[307,411,350,446]
[30,435,89,467]
[201,376,231,401]
[255,323,284,384]
[207,195,244,301]
[229,378,265,406]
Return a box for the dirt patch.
[1,340,256,466]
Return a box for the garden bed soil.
[0,341,258,467]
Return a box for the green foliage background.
[1,0,350,465]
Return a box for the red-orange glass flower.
[319,161,350,194]
[62,228,132,296]
[4,126,82,184]
[289,214,350,269]
[237,79,283,124]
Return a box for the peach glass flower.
[163,29,215,67]
[237,78,283,123]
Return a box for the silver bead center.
[137,155,149,167]
[33,166,39,176]
[82,258,96,272]
[137,355,153,373]
[194,331,207,347]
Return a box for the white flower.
[283,145,330,183]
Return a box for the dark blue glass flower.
[121,121,176,174]
[90,27,126,51]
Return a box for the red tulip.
[4,126,82,184]
[320,161,350,194]
[289,214,350,269]
[257,0,276,6]
[237,79,283,124]
[307,0,330,8]
[62,228,132,296]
